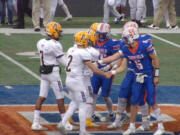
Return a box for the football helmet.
[123,21,139,31]
[122,27,139,45]
[89,23,99,32]
[88,30,97,46]
[45,22,62,40]
[96,23,111,42]
[74,31,90,48]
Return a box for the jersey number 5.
[66,55,73,72]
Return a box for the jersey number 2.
[66,55,73,72]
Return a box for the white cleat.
[107,122,121,129]
[136,125,150,132]
[63,15,72,21]
[123,127,136,135]
[100,112,116,122]
[92,113,103,121]
[153,128,165,135]
[31,123,48,131]
[64,121,79,131]
[56,122,67,135]
[147,24,160,30]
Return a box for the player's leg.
[50,0,58,21]
[146,75,165,135]
[50,74,65,119]
[109,2,122,24]
[85,78,99,127]
[123,81,143,135]
[103,0,110,23]
[31,78,49,130]
[120,0,127,21]
[168,0,177,29]
[58,0,72,21]
[136,88,150,132]
[100,77,115,122]
[141,0,147,23]
[128,0,136,21]
[136,0,145,27]
[91,74,102,120]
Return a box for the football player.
[31,22,73,130]
[57,31,111,135]
[99,22,160,132]
[100,26,165,135]
[91,23,124,122]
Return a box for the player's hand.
[154,76,159,85]
[104,72,112,79]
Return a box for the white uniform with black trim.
[66,45,93,103]
[83,47,100,104]
[37,38,64,99]
[128,0,145,21]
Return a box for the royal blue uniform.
[91,39,123,97]
[121,35,156,106]
[118,34,156,106]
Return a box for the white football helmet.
[122,21,139,31]
[96,23,111,42]
[122,27,139,45]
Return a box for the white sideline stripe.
[149,33,180,48]
[0,103,180,107]
[0,51,70,98]
[4,85,13,89]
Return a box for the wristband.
[111,70,117,75]
[154,68,159,77]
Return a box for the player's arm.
[84,61,111,78]
[57,54,67,66]
[110,58,127,75]
[98,50,123,65]
[149,51,160,85]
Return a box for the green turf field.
[1,32,180,86]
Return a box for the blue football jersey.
[136,34,152,43]
[94,38,123,68]
[122,40,155,74]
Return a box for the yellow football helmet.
[74,31,90,48]
[88,30,97,46]
[45,22,62,40]
[89,23,99,32]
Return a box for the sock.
[60,113,65,120]
[86,104,93,118]
[130,122,135,129]
[79,103,87,133]
[114,113,122,125]
[104,97,113,114]
[158,122,164,129]
[33,110,40,124]
[62,101,77,125]
[92,94,98,115]
[154,108,162,122]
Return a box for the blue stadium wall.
[56,0,180,17]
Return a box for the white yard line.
[0,51,70,98]
[1,28,180,34]
[149,33,180,48]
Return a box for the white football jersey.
[37,39,64,66]
[66,44,91,77]
[83,47,100,76]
